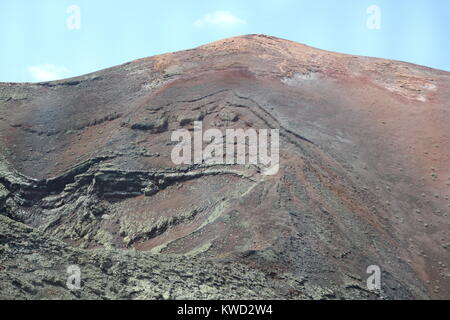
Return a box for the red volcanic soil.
[0,35,449,299]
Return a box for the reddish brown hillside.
[0,35,449,299]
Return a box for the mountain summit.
[1,35,449,299]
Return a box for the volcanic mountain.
[0,34,449,300]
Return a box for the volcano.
[0,34,449,300]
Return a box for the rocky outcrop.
[0,215,280,300]
[130,117,168,133]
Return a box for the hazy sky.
[1,0,449,82]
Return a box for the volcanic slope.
[0,35,449,299]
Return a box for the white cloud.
[27,64,70,82]
[194,11,246,28]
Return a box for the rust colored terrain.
[0,35,449,299]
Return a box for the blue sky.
[1,0,449,82]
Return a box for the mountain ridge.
[0,34,449,299]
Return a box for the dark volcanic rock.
[130,117,168,133]
[0,34,449,300]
